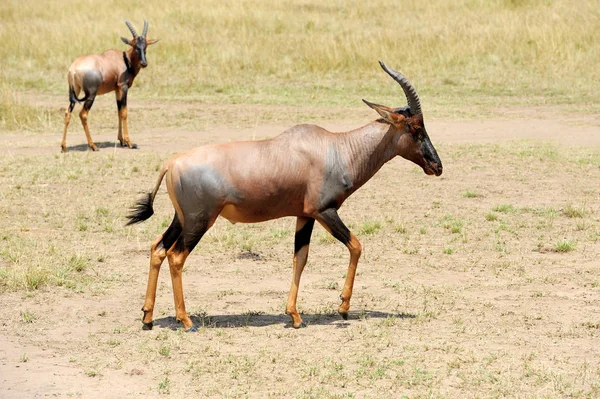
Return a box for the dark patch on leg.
[83,97,95,112]
[294,218,315,253]
[171,216,208,254]
[183,219,209,252]
[318,208,351,245]
[161,214,183,250]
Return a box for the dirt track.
[1,112,599,398]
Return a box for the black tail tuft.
[126,192,154,225]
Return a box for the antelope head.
[363,61,443,177]
[121,19,159,68]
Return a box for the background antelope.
[61,20,158,152]
[127,61,443,331]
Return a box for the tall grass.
[0,0,598,111]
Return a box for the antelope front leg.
[338,233,362,318]
[116,95,123,146]
[286,217,314,328]
[317,209,362,320]
[118,85,137,149]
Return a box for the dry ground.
[0,104,599,398]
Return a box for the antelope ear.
[121,37,133,46]
[362,99,404,125]
[146,39,159,46]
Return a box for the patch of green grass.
[553,239,576,253]
[21,310,37,323]
[359,220,382,235]
[86,369,99,377]
[158,376,170,394]
[485,212,499,221]
[67,254,89,273]
[462,190,482,198]
[494,204,516,214]
[24,267,49,290]
[442,215,464,234]
[395,224,407,234]
[159,345,170,357]
[562,204,585,218]
[443,247,455,255]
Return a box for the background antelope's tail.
[126,166,168,225]
[69,86,88,103]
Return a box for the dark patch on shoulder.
[317,145,353,210]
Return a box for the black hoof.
[293,321,307,329]
[339,312,349,320]
[131,144,138,149]
[142,321,153,330]
[185,325,198,332]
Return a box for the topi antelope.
[127,61,443,331]
[61,20,158,152]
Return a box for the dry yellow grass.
[1,0,598,115]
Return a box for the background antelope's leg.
[317,208,362,319]
[61,100,76,153]
[118,85,136,149]
[142,214,182,330]
[79,96,98,151]
[286,217,315,328]
[115,89,124,146]
[78,70,101,151]
[165,217,211,332]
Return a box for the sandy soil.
[0,109,599,398]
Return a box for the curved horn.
[142,19,148,38]
[378,61,422,115]
[125,20,138,38]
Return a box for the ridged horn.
[378,61,422,115]
[125,20,138,38]
[142,19,148,38]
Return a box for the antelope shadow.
[66,141,138,152]
[150,310,416,330]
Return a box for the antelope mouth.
[424,162,443,176]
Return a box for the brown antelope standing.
[61,20,158,152]
[127,61,443,331]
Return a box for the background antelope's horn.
[125,20,138,38]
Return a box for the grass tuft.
[562,204,585,218]
[552,239,576,253]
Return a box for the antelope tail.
[126,166,168,225]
